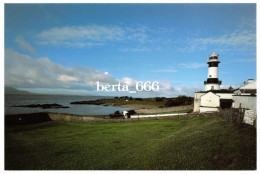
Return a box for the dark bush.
[155,97,164,102]
[164,95,194,107]
[135,98,144,101]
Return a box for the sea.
[5,94,132,116]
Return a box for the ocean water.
[5,94,132,116]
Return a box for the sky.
[4,3,256,97]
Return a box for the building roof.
[195,89,233,94]
[239,80,256,90]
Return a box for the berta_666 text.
[96,81,159,93]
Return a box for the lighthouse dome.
[210,51,218,58]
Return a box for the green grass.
[5,115,256,170]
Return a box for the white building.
[232,79,257,125]
[193,51,257,125]
[194,90,233,113]
[194,51,233,113]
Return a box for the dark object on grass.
[109,111,124,118]
[13,103,69,109]
[5,112,52,125]
[127,110,136,115]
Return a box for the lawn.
[5,114,256,170]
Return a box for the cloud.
[57,75,79,82]
[192,31,255,47]
[14,36,36,54]
[4,49,118,89]
[179,63,206,69]
[5,50,202,97]
[237,58,256,62]
[179,25,256,53]
[36,25,154,48]
[120,77,136,88]
[160,81,172,90]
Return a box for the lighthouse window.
[211,86,214,90]
[209,75,211,77]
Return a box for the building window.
[211,86,214,90]
[209,75,211,77]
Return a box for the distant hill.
[5,87,32,94]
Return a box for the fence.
[219,108,245,125]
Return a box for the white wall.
[205,83,220,91]
[200,107,219,113]
[233,95,257,114]
[201,92,220,107]
[208,67,218,78]
[193,92,205,112]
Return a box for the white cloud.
[192,30,256,47]
[237,58,256,62]
[179,63,206,69]
[120,77,136,87]
[160,81,172,90]
[57,75,79,82]
[14,36,36,54]
[4,49,118,89]
[5,50,203,97]
[179,26,255,53]
[36,25,154,48]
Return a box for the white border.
[1,1,258,174]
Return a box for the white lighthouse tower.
[204,51,222,91]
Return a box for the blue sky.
[4,3,256,97]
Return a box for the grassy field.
[5,114,256,170]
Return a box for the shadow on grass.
[5,112,52,126]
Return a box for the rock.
[12,103,70,109]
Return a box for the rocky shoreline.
[12,103,70,109]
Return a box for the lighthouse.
[204,51,222,91]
